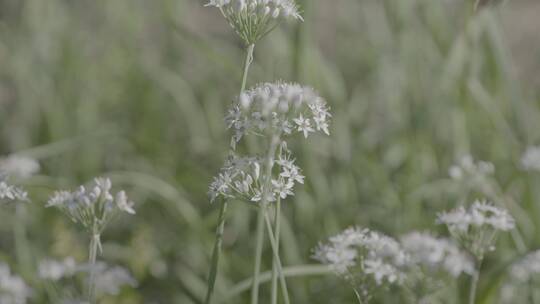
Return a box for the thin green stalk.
[264,210,290,304]
[270,198,281,304]
[204,200,228,304]
[251,135,280,304]
[14,204,32,279]
[205,41,256,304]
[240,44,255,95]
[251,206,266,304]
[469,259,483,304]
[87,233,100,304]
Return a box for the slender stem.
[251,206,266,304]
[240,44,255,95]
[264,210,290,304]
[205,42,256,304]
[251,135,280,304]
[14,204,32,278]
[270,198,281,304]
[469,259,483,304]
[204,200,228,304]
[87,233,100,304]
[354,289,365,304]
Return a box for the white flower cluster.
[0,263,31,304]
[509,250,540,281]
[38,257,78,281]
[0,178,28,204]
[0,155,40,180]
[39,258,136,297]
[312,227,408,286]
[226,82,331,148]
[521,146,540,171]
[437,200,515,232]
[400,232,475,277]
[206,0,302,44]
[437,200,514,259]
[448,155,494,181]
[208,149,304,203]
[46,178,135,234]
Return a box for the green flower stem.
[264,209,290,304]
[240,44,255,95]
[87,233,100,304]
[270,197,281,304]
[204,200,228,304]
[251,135,280,304]
[205,42,256,304]
[469,258,483,304]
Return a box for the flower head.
[521,146,540,171]
[437,200,514,259]
[448,155,494,181]
[313,227,408,287]
[400,232,475,277]
[0,178,28,205]
[38,257,77,281]
[206,0,302,44]
[46,178,135,234]
[0,263,32,304]
[226,82,331,148]
[0,155,40,180]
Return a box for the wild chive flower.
[205,0,302,45]
[208,148,304,203]
[0,155,39,180]
[0,263,32,304]
[38,257,78,281]
[521,146,540,171]
[46,178,135,235]
[448,155,494,181]
[400,232,475,277]
[437,200,514,259]
[0,178,28,204]
[313,227,408,301]
[500,250,540,303]
[226,82,331,148]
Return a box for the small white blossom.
[0,155,40,180]
[91,263,137,296]
[448,155,494,181]
[313,227,408,287]
[0,263,32,304]
[521,146,540,171]
[437,200,514,259]
[226,82,331,148]
[400,232,475,277]
[46,178,135,234]
[0,180,28,204]
[206,0,302,44]
[509,250,540,282]
[38,257,77,281]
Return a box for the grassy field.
[1,0,540,303]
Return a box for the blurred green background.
[1,0,540,303]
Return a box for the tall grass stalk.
[468,258,483,304]
[205,43,257,304]
[264,210,290,304]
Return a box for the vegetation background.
[1,0,539,303]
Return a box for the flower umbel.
[0,263,32,304]
[46,178,135,235]
[206,0,302,44]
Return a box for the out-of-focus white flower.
[509,250,540,282]
[91,263,137,296]
[448,155,494,181]
[313,227,408,286]
[0,155,40,180]
[0,180,28,204]
[38,257,77,281]
[0,263,32,304]
[437,200,515,232]
[400,232,475,277]
[205,0,302,44]
[521,146,540,171]
[46,178,135,234]
[226,82,331,148]
[437,200,514,259]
